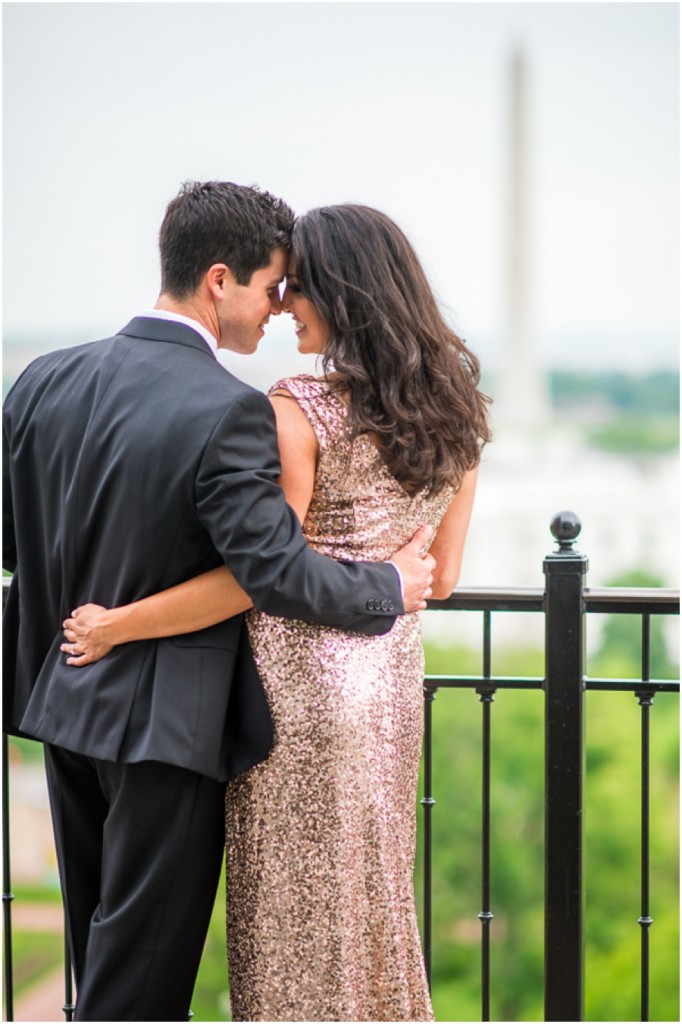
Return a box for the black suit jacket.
[3,317,402,780]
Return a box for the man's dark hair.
[159,181,294,297]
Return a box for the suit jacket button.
[381,599,390,611]
[387,601,394,612]
[366,599,376,611]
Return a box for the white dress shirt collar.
[139,309,218,358]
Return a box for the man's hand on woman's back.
[391,525,435,612]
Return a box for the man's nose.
[281,286,292,313]
[270,291,283,315]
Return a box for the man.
[3,181,434,1021]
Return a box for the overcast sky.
[3,1,679,384]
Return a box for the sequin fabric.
[226,375,453,1022]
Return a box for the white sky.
[3,1,679,379]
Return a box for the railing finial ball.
[550,510,582,550]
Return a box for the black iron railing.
[2,511,680,1021]
[421,511,679,1022]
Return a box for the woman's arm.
[427,467,479,600]
[62,565,252,665]
[268,390,318,523]
[63,390,319,667]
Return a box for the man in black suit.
[3,181,434,1021]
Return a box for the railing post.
[2,582,15,1022]
[544,510,588,1022]
[2,732,15,1023]
[421,685,437,989]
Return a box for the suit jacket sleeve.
[3,414,17,574]
[195,388,404,635]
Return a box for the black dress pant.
[43,745,226,1022]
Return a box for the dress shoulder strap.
[268,374,349,450]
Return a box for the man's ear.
[205,263,233,301]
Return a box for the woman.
[62,204,491,1021]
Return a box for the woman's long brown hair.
[292,204,492,495]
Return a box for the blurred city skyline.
[3,2,679,383]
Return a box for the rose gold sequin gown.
[226,375,453,1022]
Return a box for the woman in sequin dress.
[62,205,491,1021]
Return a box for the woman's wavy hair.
[292,205,492,495]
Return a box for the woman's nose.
[270,290,283,315]
[281,285,293,312]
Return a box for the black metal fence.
[421,510,679,1022]
[2,511,679,1021]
